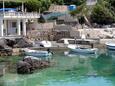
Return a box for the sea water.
[0,50,115,86]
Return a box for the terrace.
[0,0,40,37]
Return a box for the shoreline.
[1,38,115,56]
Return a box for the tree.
[91,1,115,25]
[64,0,85,5]
[50,0,64,5]
[25,0,51,12]
[0,1,21,8]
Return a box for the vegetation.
[0,0,115,24]
[70,0,115,25]
[91,0,115,25]
[25,0,51,12]
[0,0,85,12]
[64,0,85,6]
[0,1,21,8]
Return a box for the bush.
[91,4,115,25]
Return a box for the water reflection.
[106,50,115,58]
[64,51,98,58]
[92,53,115,76]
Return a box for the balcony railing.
[0,12,40,18]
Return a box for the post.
[22,19,26,36]
[21,1,24,12]
[3,0,5,15]
[0,19,4,37]
[4,20,7,36]
[17,19,21,35]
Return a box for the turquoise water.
[0,50,115,86]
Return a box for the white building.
[0,0,40,37]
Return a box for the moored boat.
[71,48,98,54]
[22,48,52,57]
[105,43,115,50]
[67,45,98,54]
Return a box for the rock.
[17,61,32,74]
[0,38,12,49]
[14,38,32,48]
[17,57,51,74]
[5,39,16,48]
[39,61,50,69]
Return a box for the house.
[0,1,40,38]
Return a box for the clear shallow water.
[0,50,115,86]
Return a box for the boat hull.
[106,45,115,50]
[23,48,52,57]
[25,52,51,57]
[70,48,97,54]
[106,43,115,50]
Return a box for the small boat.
[22,48,52,57]
[33,40,52,48]
[39,41,52,47]
[105,43,115,50]
[71,48,97,54]
[67,45,98,54]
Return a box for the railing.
[0,12,40,18]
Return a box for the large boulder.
[0,38,13,56]
[0,38,16,49]
[0,38,10,49]
[5,39,16,48]
[17,57,50,74]
[14,38,32,48]
[17,61,32,74]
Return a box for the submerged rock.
[17,61,32,74]
[17,57,50,74]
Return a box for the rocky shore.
[17,57,51,74]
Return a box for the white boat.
[39,41,52,47]
[33,40,52,48]
[67,45,98,54]
[22,48,52,57]
[71,48,97,54]
[106,43,115,50]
